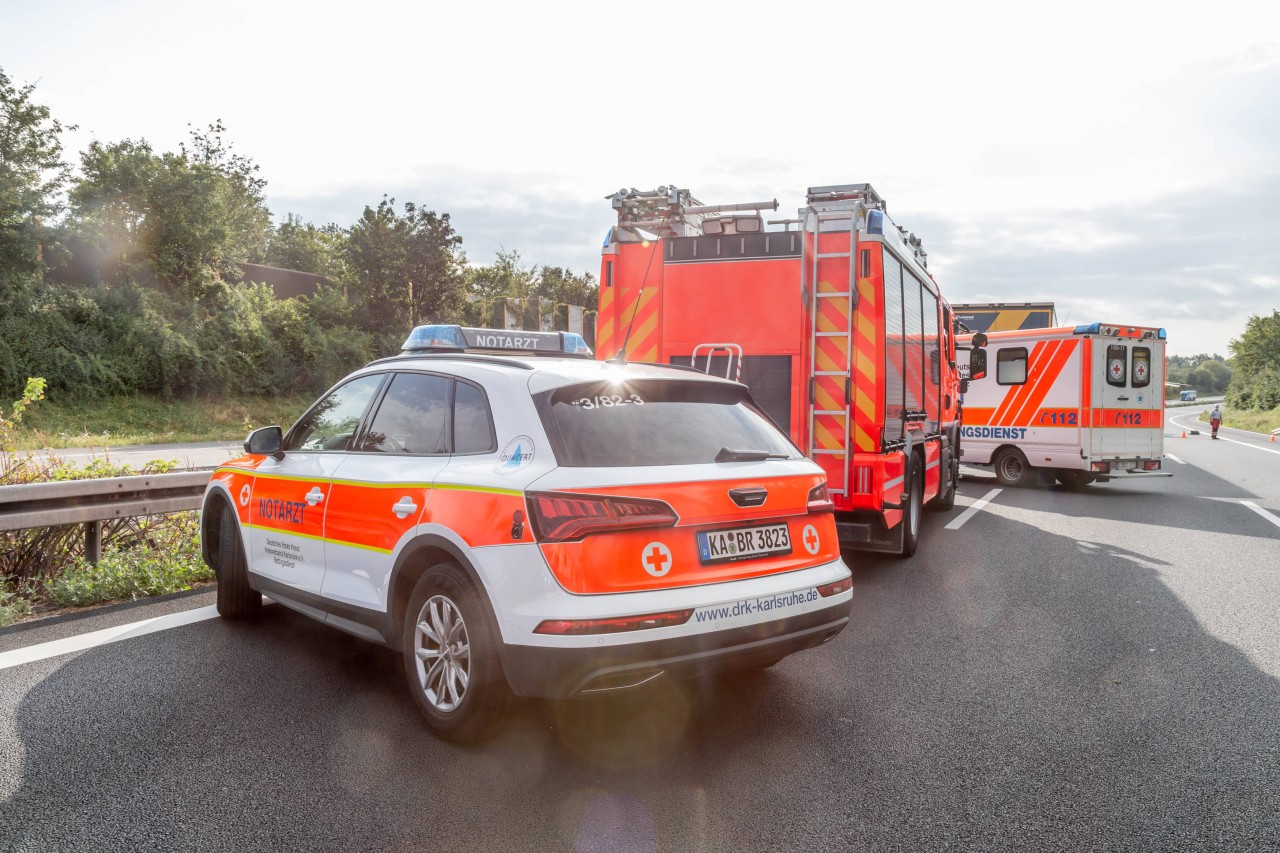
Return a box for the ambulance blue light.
[1074,322,1101,335]
[562,332,594,355]
[402,324,466,351]
[1157,328,1166,339]
[867,209,885,235]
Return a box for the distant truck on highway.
[1179,389,1197,401]
[957,322,1171,488]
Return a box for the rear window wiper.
[715,447,789,463]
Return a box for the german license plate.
[697,523,792,564]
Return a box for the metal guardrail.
[0,471,211,561]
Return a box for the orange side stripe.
[1007,340,1077,426]
[991,341,1051,426]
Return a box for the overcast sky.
[3,0,1277,356]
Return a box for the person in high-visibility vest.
[1210,405,1222,440]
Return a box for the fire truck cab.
[597,184,972,557]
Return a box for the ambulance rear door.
[1092,337,1162,460]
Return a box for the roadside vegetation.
[9,393,313,450]
[1,381,210,627]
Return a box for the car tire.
[402,562,513,743]
[993,448,1033,488]
[1055,470,1095,490]
[215,503,261,620]
[899,456,923,558]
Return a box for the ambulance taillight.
[533,609,694,635]
[527,492,678,542]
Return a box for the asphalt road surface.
[2,416,1278,851]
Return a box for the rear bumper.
[500,599,850,699]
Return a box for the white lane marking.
[0,604,221,671]
[945,488,1003,530]
[1220,437,1280,456]
[1164,453,1185,464]
[1240,501,1280,531]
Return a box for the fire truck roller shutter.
[669,355,793,435]
[883,253,906,445]
[923,288,941,432]
[902,264,925,425]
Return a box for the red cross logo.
[642,542,672,577]
[802,524,820,555]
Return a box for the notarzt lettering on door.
[258,498,307,524]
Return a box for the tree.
[0,67,72,294]
[344,197,465,333]
[265,214,350,284]
[1226,311,1280,410]
[67,122,271,298]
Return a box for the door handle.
[304,487,325,506]
[392,496,419,519]
[1116,396,1130,401]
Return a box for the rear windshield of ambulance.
[535,379,799,467]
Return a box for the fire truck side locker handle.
[809,377,815,405]
[844,376,852,406]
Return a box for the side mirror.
[244,425,284,458]
[970,349,988,381]
[972,332,988,348]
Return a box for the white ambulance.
[956,322,1171,488]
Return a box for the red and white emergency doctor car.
[957,322,1171,488]
[200,325,852,741]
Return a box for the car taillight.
[1142,460,1161,471]
[1091,462,1110,473]
[534,609,694,635]
[807,482,834,513]
[527,492,678,542]
[818,577,852,597]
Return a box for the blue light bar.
[1157,328,1166,339]
[866,209,885,235]
[402,324,466,351]
[401,324,594,356]
[1073,322,1101,335]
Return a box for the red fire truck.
[596,184,977,556]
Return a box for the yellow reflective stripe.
[244,524,327,545]
[329,478,434,490]
[432,483,524,497]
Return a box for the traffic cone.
[1271,433,1276,443]
[1181,430,1186,439]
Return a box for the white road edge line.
[1220,436,1280,456]
[0,604,221,672]
[1240,501,1280,531]
[946,488,1003,530]
[1164,453,1185,464]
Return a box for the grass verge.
[1197,406,1280,435]
[8,393,313,450]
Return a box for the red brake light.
[534,609,693,635]
[807,482,834,513]
[527,492,678,542]
[1142,460,1161,471]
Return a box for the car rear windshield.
[535,379,799,467]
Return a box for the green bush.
[42,513,211,607]
[0,280,376,400]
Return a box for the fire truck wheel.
[993,448,1033,488]
[215,503,261,620]
[899,458,923,558]
[1055,470,1095,490]
[402,562,513,743]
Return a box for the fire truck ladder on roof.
[803,206,860,496]
[691,343,743,382]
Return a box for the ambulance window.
[361,373,451,454]
[286,374,386,452]
[1131,347,1151,388]
[453,380,496,454]
[996,348,1028,385]
[1106,345,1127,387]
